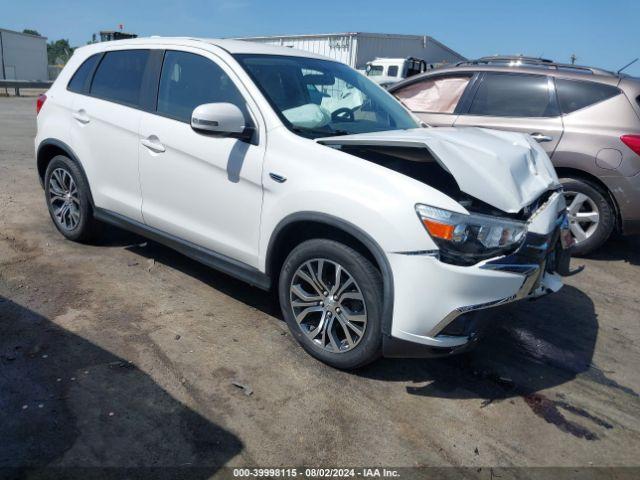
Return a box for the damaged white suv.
[35,38,573,368]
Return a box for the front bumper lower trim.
[427,263,540,337]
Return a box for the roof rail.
[454,55,615,76]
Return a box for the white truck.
[364,57,429,87]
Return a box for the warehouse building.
[0,28,48,81]
[236,32,466,69]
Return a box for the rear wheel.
[561,177,614,256]
[44,155,101,243]
[278,239,383,369]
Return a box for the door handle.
[269,172,287,183]
[530,133,552,143]
[72,109,90,124]
[140,136,166,153]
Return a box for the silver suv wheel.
[289,259,367,353]
[564,190,600,245]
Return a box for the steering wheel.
[331,107,355,122]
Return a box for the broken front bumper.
[384,197,572,358]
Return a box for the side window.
[157,51,247,123]
[394,75,471,113]
[388,65,399,77]
[555,79,621,114]
[90,50,149,107]
[366,65,383,77]
[468,73,558,117]
[67,54,100,93]
[406,62,422,77]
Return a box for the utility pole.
[570,53,577,65]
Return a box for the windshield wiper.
[291,126,350,138]
[332,129,350,136]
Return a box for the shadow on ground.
[108,225,606,402]
[95,225,636,441]
[118,226,610,396]
[357,286,636,440]
[359,286,600,400]
[0,296,242,476]
[115,229,280,318]
[586,234,640,266]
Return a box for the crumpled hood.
[317,127,560,213]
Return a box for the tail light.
[621,135,640,156]
[36,94,47,115]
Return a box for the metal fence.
[0,79,52,96]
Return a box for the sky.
[3,0,640,76]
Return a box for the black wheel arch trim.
[37,138,95,208]
[266,211,395,336]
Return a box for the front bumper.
[384,194,570,358]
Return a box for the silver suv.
[389,55,640,255]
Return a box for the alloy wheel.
[564,190,600,245]
[289,259,367,353]
[48,168,81,231]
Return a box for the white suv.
[35,38,573,369]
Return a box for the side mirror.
[191,102,254,140]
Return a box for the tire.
[278,239,383,369]
[561,177,615,256]
[44,155,101,243]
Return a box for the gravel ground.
[1,96,639,475]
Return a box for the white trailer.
[235,32,466,70]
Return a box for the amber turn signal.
[422,218,454,240]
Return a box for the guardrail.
[0,80,53,96]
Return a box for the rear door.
[69,49,150,221]
[392,73,474,126]
[453,72,564,156]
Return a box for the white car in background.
[35,37,572,369]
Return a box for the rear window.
[90,50,149,107]
[555,79,621,114]
[67,54,100,93]
[468,73,558,117]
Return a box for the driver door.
[138,49,265,267]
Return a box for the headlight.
[416,204,527,266]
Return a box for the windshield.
[234,54,419,138]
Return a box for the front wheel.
[278,239,383,369]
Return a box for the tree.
[22,29,41,36]
[47,39,74,65]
